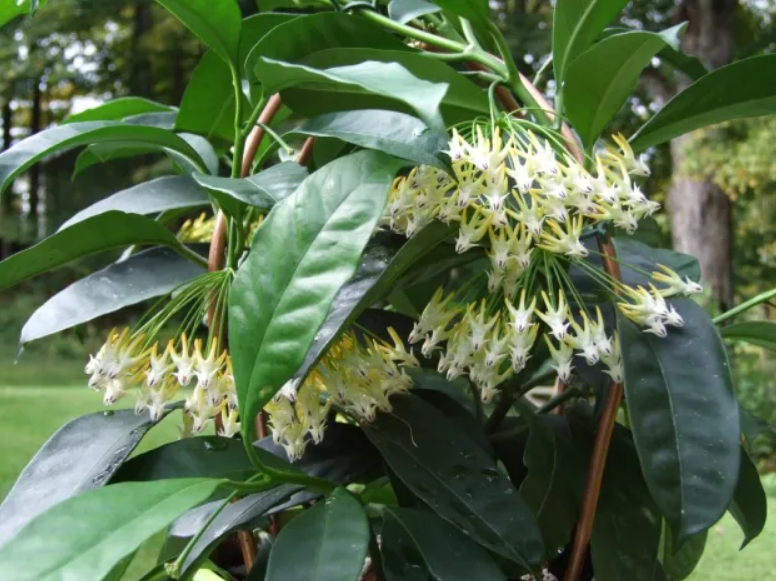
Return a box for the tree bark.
[667,0,736,309]
[1,95,12,216]
[28,78,42,221]
[130,0,154,98]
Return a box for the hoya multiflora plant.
[1,0,775,580]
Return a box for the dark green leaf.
[520,414,585,553]
[245,13,406,81]
[631,54,776,151]
[124,111,178,129]
[175,133,220,176]
[660,527,707,581]
[720,320,776,351]
[283,48,489,126]
[154,0,241,64]
[425,0,489,29]
[0,478,221,581]
[388,0,440,24]
[60,176,209,230]
[20,246,204,346]
[613,237,700,286]
[193,162,308,215]
[729,447,767,549]
[565,25,686,149]
[64,98,173,124]
[264,488,369,581]
[381,507,506,581]
[290,224,454,386]
[73,143,158,177]
[229,150,404,444]
[0,211,184,292]
[619,300,740,543]
[294,110,450,172]
[553,0,630,83]
[365,395,544,568]
[0,121,208,195]
[0,409,165,547]
[112,436,255,483]
[657,45,707,81]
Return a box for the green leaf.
[618,299,740,543]
[176,13,297,144]
[657,45,707,81]
[73,143,158,177]
[112,437,255,483]
[631,54,776,151]
[729,447,767,549]
[20,246,204,346]
[264,488,369,581]
[290,225,454,386]
[660,527,707,581]
[283,48,489,126]
[0,211,184,292]
[0,121,208,196]
[64,98,173,124]
[720,320,776,351]
[0,0,47,29]
[520,414,585,553]
[565,25,686,149]
[293,110,450,172]
[365,395,544,568]
[553,0,630,83]
[258,57,448,134]
[0,478,221,581]
[388,0,440,24]
[229,150,404,444]
[60,176,209,230]
[154,0,242,65]
[245,13,406,81]
[192,162,308,215]
[0,409,167,548]
[425,0,489,29]
[381,507,506,581]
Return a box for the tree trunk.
[130,0,154,98]
[1,95,12,216]
[668,0,736,309]
[28,78,42,221]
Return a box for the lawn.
[0,384,773,580]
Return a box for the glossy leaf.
[720,320,776,351]
[0,478,221,581]
[660,527,707,581]
[176,13,297,144]
[565,25,686,149]
[0,409,166,547]
[365,395,544,568]
[60,176,209,230]
[229,150,404,444]
[64,98,173,124]
[245,13,405,81]
[631,54,776,151]
[20,246,203,346]
[264,488,369,581]
[113,436,255,483]
[657,45,707,81]
[0,211,184,292]
[520,414,585,553]
[729,447,767,549]
[283,48,489,126]
[294,110,449,171]
[553,0,630,82]
[257,57,448,133]
[291,224,454,386]
[193,162,308,214]
[0,121,208,196]
[73,143,158,177]
[388,0,440,24]
[381,507,506,581]
[154,0,241,65]
[619,299,740,543]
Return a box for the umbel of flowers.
[381,122,703,403]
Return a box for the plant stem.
[175,243,209,269]
[714,287,776,325]
[358,9,464,53]
[537,385,581,414]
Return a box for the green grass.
[0,384,774,581]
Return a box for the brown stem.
[242,94,284,178]
[553,378,568,415]
[563,236,624,581]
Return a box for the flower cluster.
[85,329,239,437]
[386,124,703,402]
[177,212,216,243]
[265,329,418,461]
